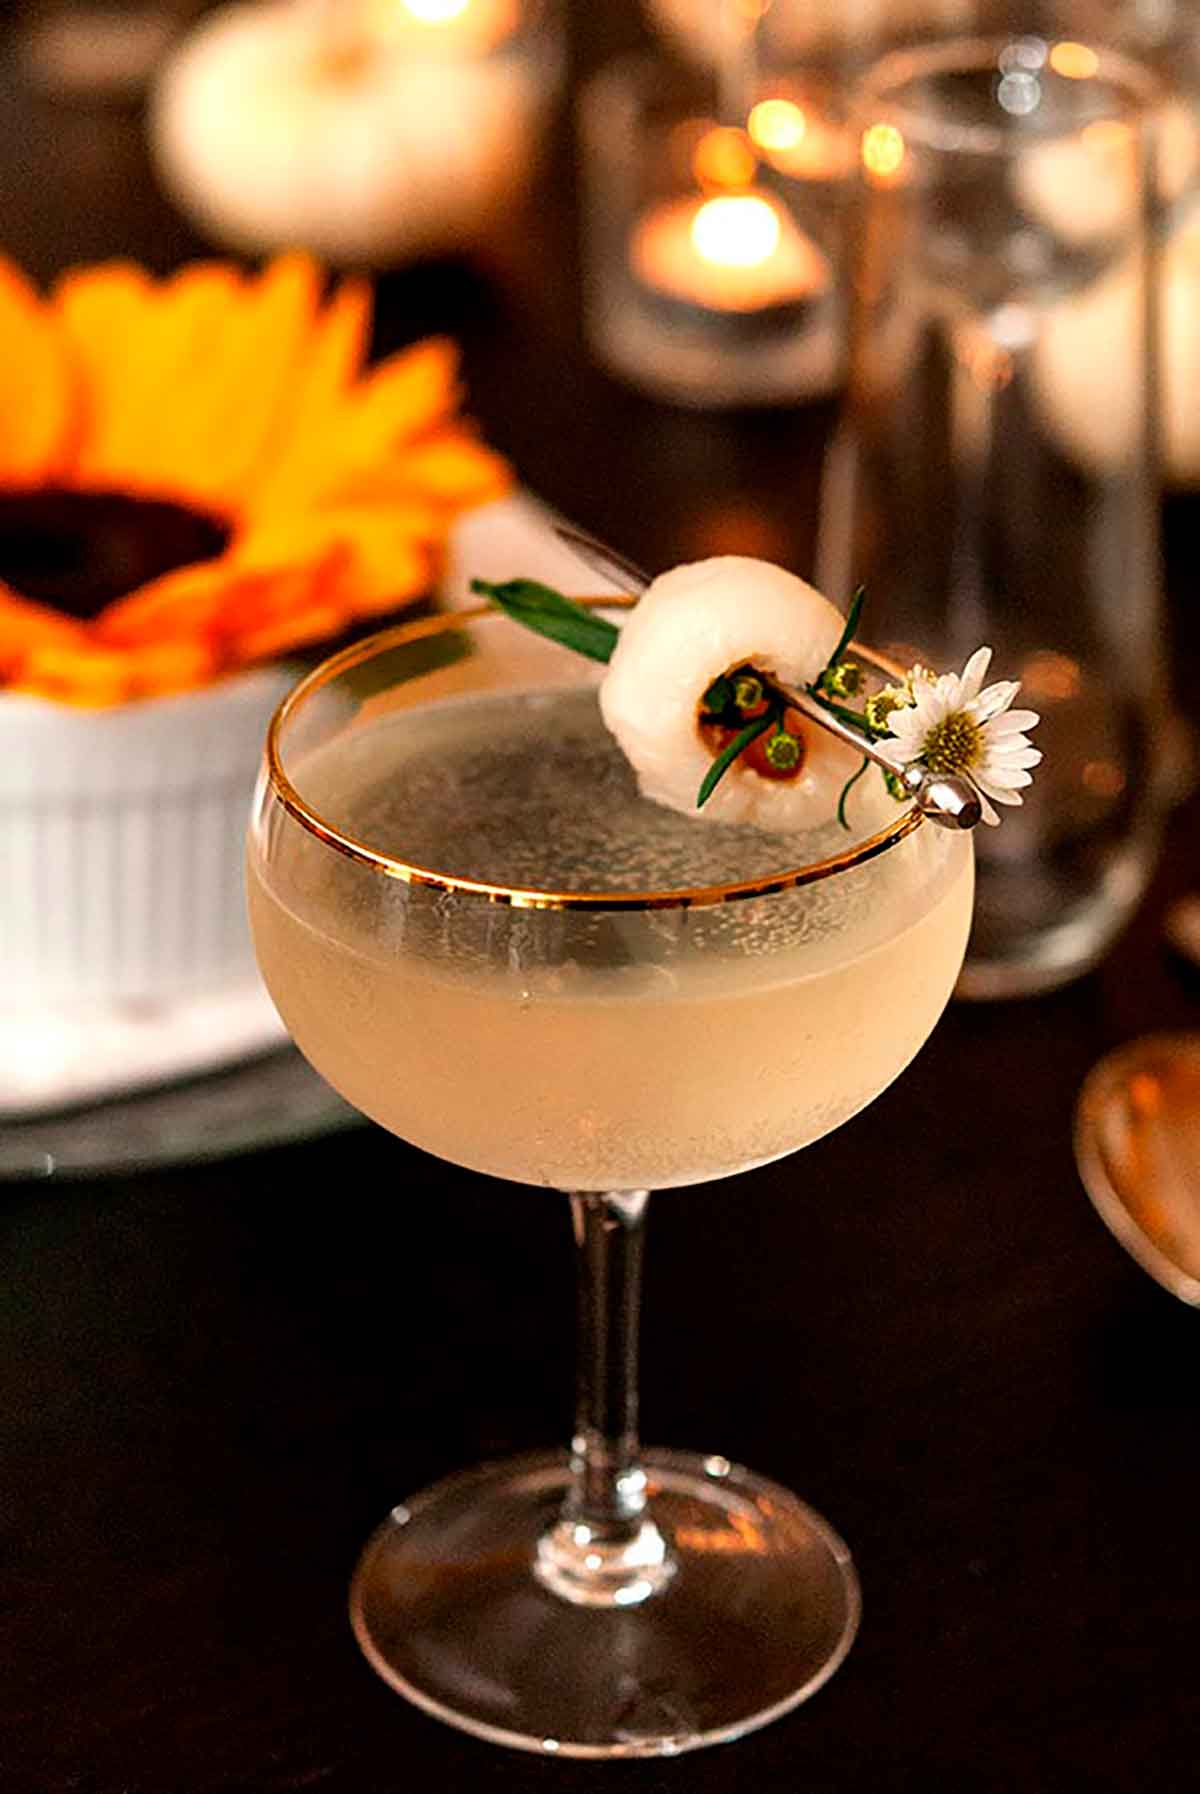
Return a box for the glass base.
[349,1447,859,1759]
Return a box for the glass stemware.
[246,599,974,1758]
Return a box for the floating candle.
[631,188,828,316]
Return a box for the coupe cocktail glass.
[247,599,974,1758]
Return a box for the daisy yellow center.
[922,711,981,776]
[0,490,230,621]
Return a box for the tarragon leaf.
[696,712,776,810]
[471,578,620,665]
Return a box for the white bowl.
[0,665,296,1007]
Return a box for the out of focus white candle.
[150,0,552,265]
[1032,211,1200,487]
[1014,99,1199,247]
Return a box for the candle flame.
[748,97,807,153]
[690,194,781,270]
[401,0,472,20]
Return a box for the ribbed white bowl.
[0,666,296,1006]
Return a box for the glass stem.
[534,1191,675,1608]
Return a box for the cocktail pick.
[552,525,983,832]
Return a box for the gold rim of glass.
[263,599,926,913]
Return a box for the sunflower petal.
[234,506,433,613]
[125,637,219,697]
[81,262,245,496]
[227,601,352,667]
[52,261,159,487]
[385,429,512,508]
[19,641,136,707]
[248,274,373,517]
[342,336,462,458]
[94,557,238,646]
[162,252,325,514]
[0,258,76,484]
[0,585,86,677]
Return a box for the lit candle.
[149,0,556,266]
[632,188,828,317]
[629,124,830,324]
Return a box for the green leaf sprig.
[470,578,619,664]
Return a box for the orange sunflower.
[0,251,510,705]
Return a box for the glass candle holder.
[578,50,850,408]
[817,32,1171,999]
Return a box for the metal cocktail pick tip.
[552,525,983,833]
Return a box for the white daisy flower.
[882,646,1041,826]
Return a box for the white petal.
[970,680,1020,723]
[958,646,993,704]
[984,729,1039,753]
[987,708,1040,734]
[987,745,1042,770]
[885,711,925,751]
[974,772,1024,804]
[909,681,945,725]
[974,786,1000,825]
[983,766,1034,790]
[931,673,961,711]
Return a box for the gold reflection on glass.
[956,327,1014,393]
[1022,650,1081,702]
[862,121,906,184]
[1082,759,1126,799]
[684,499,790,567]
[692,124,758,192]
[674,1510,768,1554]
[1049,40,1100,80]
[1081,118,1134,158]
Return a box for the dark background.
[2,3,1200,1789]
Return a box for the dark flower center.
[0,490,231,620]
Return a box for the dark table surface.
[3,7,1200,1791]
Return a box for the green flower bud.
[866,685,911,733]
[821,660,862,699]
[764,729,802,771]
